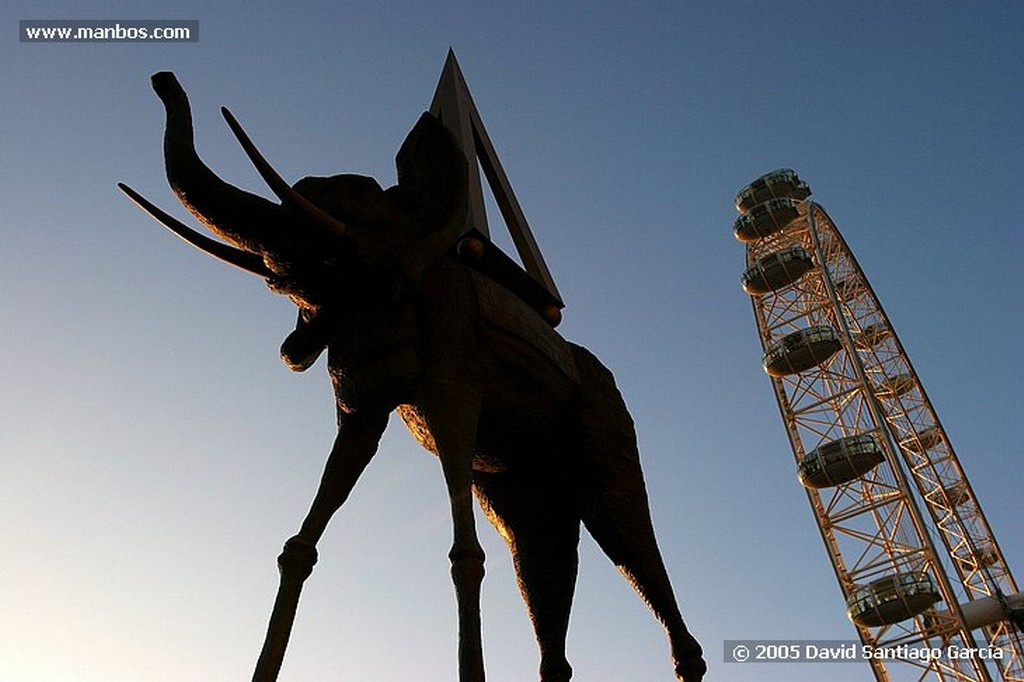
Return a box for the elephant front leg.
[252,409,389,682]
[251,536,318,682]
[417,380,486,682]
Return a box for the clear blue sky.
[2,2,1021,681]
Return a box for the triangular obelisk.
[430,50,563,307]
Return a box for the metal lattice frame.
[738,173,1022,681]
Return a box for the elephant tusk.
[220,107,349,239]
[118,182,273,278]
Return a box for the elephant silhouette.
[120,72,706,682]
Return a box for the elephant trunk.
[153,71,288,258]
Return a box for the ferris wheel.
[733,169,1023,680]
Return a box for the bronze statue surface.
[121,70,705,682]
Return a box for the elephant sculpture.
[120,72,706,682]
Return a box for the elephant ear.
[389,112,468,240]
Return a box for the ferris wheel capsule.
[762,326,842,377]
[797,434,885,488]
[741,246,815,295]
[942,480,972,507]
[874,373,916,398]
[846,572,942,627]
[734,168,811,214]
[733,197,802,242]
[901,425,943,453]
[854,322,890,347]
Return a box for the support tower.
[733,169,1023,680]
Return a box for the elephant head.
[120,72,468,368]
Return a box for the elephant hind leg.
[570,344,705,681]
[583,504,705,682]
[474,469,580,682]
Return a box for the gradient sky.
[2,2,1021,681]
